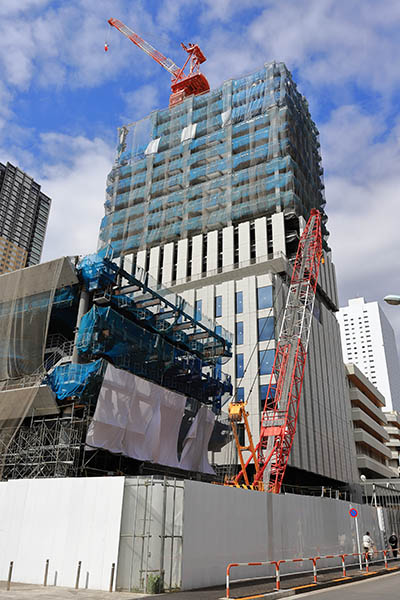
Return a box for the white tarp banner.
[145,138,160,155]
[179,404,215,474]
[86,364,186,469]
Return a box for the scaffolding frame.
[1,412,88,480]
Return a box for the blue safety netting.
[46,359,103,400]
[99,60,328,257]
[74,305,232,406]
[77,247,115,291]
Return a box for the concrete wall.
[0,477,125,591]
[180,481,381,590]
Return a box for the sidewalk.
[0,581,145,600]
[1,559,399,600]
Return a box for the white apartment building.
[337,297,400,412]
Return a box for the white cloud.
[0,1,150,93]
[321,104,400,346]
[121,83,162,122]
[198,0,259,24]
[38,133,114,262]
[0,0,51,16]
[199,0,400,100]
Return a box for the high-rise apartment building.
[99,62,358,487]
[337,297,400,411]
[0,161,51,274]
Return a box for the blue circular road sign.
[349,508,358,518]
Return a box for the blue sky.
[1,0,400,342]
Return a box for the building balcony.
[356,455,394,479]
[384,426,400,439]
[349,388,387,423]
[351,408,389,441]
[346,363,385,408]
[354,428,392,459]
[385,412,400,427]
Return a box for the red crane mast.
[108,18,210,107]
[231,209,323,493]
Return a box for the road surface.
[297,570,400,599]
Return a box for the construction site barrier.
[225,549,400,598]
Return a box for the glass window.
[258,317,274,341]
[259,349,275,375]
[235,291,243,314]
[236,387,244,402]
[195,299,202,321]
[236,321,244,345]
[259,385,276,411]
[215,325,222,336]
[257,286,273,310]
[215,295,222,317]
[259,385,269,411]
[313,299,321,323]
[236,353,244,378]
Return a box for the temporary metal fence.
[226,548,400,598]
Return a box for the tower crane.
[107,18,210,107]
[227,209,323,493]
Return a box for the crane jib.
[109,18,182,76]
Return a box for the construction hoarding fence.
[1,476,399,593]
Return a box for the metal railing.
[226,548,400,598]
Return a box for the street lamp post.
[384,295,400,306]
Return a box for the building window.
[235,291,243,314]
[258,317,274,341]
[236,353,244,378]
[195,299,202,321]
[237,423,245,446]
[236,321,244,345]
[259,385,275,411]
[259,385,268,411]
[236,387,244,402]
[257,286,273,310]
[259,349,275,375]
[215,295,222,317]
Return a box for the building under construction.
[0,250,233,481]
[0,27,396,591]
[99,59,358,489]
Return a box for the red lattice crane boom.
[229,209,323,493]
[108,18,210,107]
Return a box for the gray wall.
[115,478,382,592]
[180,480,381,590]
